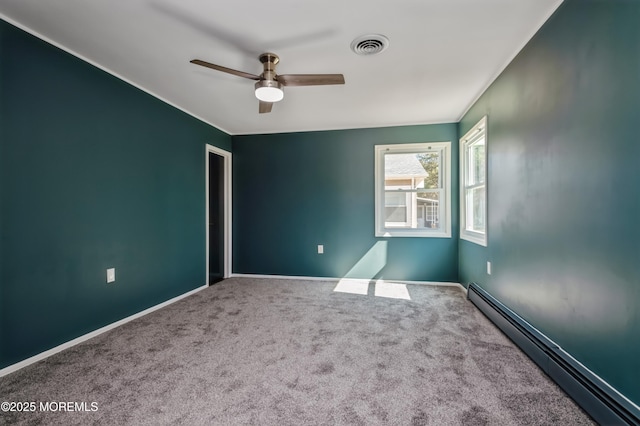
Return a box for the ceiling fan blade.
[277,74,345,87]
[190,59,261,80]
[259,101,273,114]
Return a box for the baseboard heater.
[467,282,640,426]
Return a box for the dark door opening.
[209,152,224,285]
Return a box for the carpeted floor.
[0,277,594,425]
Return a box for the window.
[460,116,487,246]
[375,142,451,238]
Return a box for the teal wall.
[458,0,640,405]
[232,124,459,282]
[0,20,230,368]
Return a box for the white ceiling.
[0,0,562,135]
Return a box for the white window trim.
[375,142,452,238]
[460,116,487,246]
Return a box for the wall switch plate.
[487,262,492,275]
[318,245,324,254]
[106,268,116,283]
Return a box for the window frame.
[374,142,452,238]
[460,116,488,246]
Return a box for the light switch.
[107,268,116,283]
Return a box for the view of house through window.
[460,116,487,246]
[383,152,441,228]
[375,143,451,238]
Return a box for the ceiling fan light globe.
[255,80,284,103]
[255,87,284,102]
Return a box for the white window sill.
[460,232,487,246]
[376,229,452,238]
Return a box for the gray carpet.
[0,277,594,425]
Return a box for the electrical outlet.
[487,262,492,275]
[318,245,324,254]
[106,268,116,283]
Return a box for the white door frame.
[205,144,232,281]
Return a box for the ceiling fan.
[190,53,345,113]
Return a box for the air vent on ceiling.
[350,34,389,56]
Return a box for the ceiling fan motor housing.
[259,52,280,66]
[259,52,280,80]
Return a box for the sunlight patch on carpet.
[333,279,370,295]
[374,280,411,300]
[333,279,412,300]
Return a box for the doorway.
[206,145,231,285]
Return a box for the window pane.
[384,152,440,190]
[385,190,440,229]
[385,206,407,222]
[469,138,485,185]
[385,192,406,206]
[384,191,408,224]
[465,186,485,233]
[418,191,440,229]
[416,152,440,189]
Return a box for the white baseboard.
[230,273,340,282]
[0,284,208,378]
[229,273,467,294]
